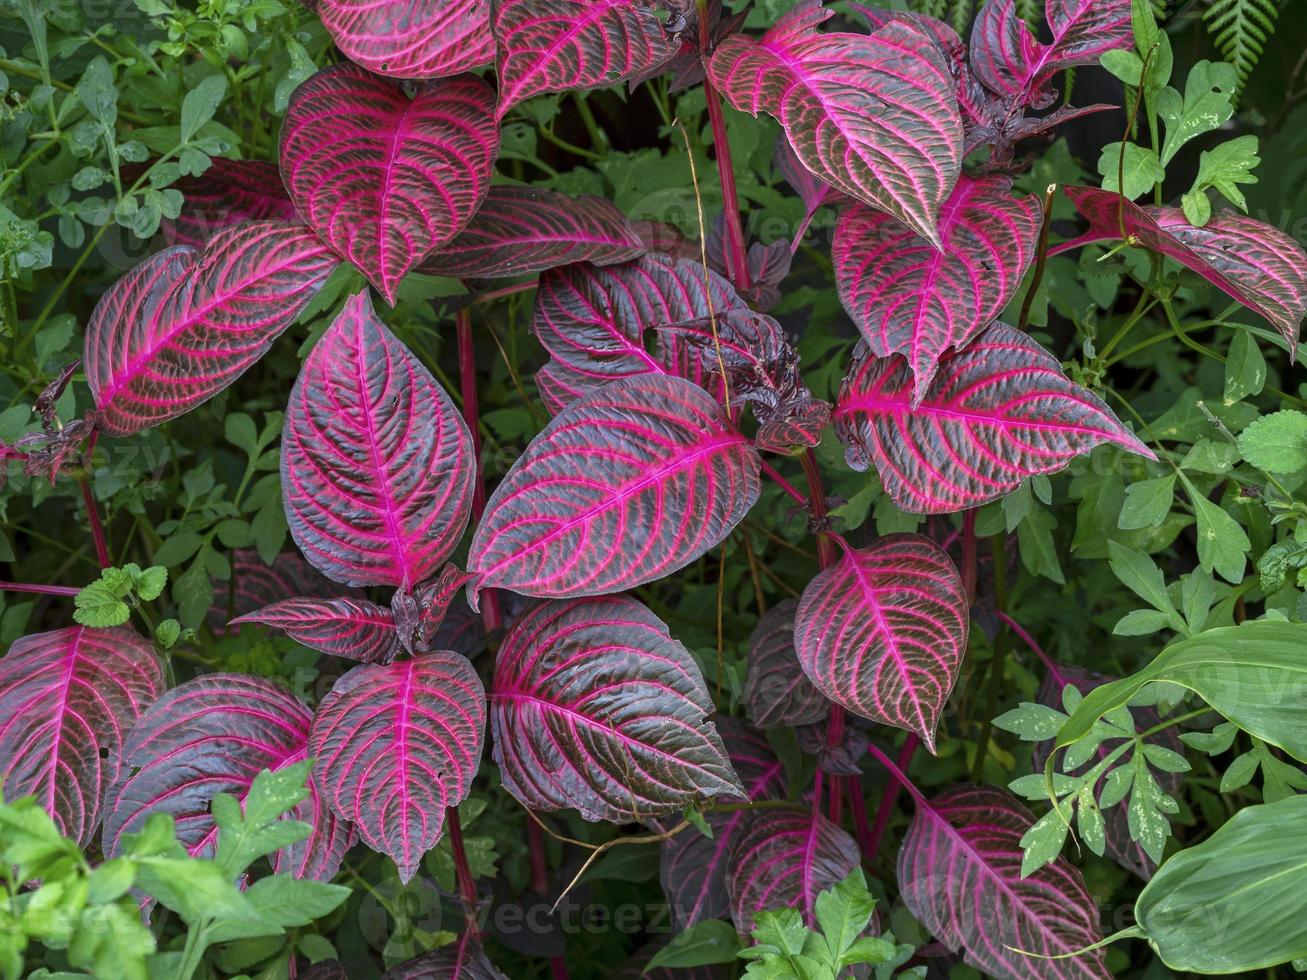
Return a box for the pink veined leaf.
[659,718,786,928]
[743,599,830,730]
[207,549,353,632]
[833,175,1042,404]
[279,64,499,303]
[492,0,675,119]
[230,596,400,664]
[1064,187,1307,355]
[317,0,494,80]
[708,1,963,246]
[725,807,861,936]
[969,0,1130,109]
[490,596,744,822]
[467,374,761,600]
[418,186,645,280]
[0,626,163,845]
[1030,662,1184,881]
[122,159,298,247]
[898,784,1109,979]
[85,222,338,437]
[103,674,353,880]
[793,534,968,752]
[834,322,1155,514]
[282,291,475,590]
[309,650,486,883]
[382,933,507,979]
[775,136,843,219]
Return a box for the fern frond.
[909,0,951,22]
[946,0,974,37]
[1203,0,1279,94]
[1015,0,1040,27]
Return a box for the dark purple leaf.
[490,596,743,822]
[898,784,1109,979]
[794,534,968,752]
[282,291,475,590]
[468,374,760,600]
[969,0,1130,109]
[318,0,494,80]
[833,175,1042,403]
[660,718,786,928]
[1031,663,1184,881]
[725,807,860,935]
[131,158,298,247]
[418,186,645,280]
[743,599,829,730]
[709,1,962,246]
[775,136,843,218]
[85,222,338,436]
[229,596,400,664]
[381,934,507,978]
[309,651,486,883]
[208,549,352,631]
[279,64,499,302]
[835,322,1154,513]
[104,674,352,880]
[0,626,163,845]
[1064,187,1307,354]
[794,719,870,776]
[493,0,675,118]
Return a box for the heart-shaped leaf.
[468,374,761,599]
[833,175,1042,403]
[419,186,645,280]
[142,158,297,247]
[1064,187,1307,354]
[317,0,494,80]
[309,651,486,883]
[794,534,969,752]
[230,597,400,664]
[493,0,675,119]
[898,784,1109,979]
[725,807,860,935]
[743,599,830,730]
[709,1,962,245]
[970,0,1131,109]
[86,222,338,436]
[104,674,352,880]
[835,322,1154,513]
[490,596,743,822]
[660,718,786,927]
[282,291,475,589]
[280,64,499,302]
[0,626,163,845]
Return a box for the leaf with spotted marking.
[309,651,486,883]
[489,596,743,822]
[279,64,499,302]
[834,322,1154,514]
[794,534,968,752]
[282,291,475,590]
[468,374,760,600]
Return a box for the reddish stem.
[1046,231,1107,258]
[848,774,872,857]
[455,309,503,633]
[759,460,807,505]
[81,430,110,568]
[473,279,538,305]
[0,581,80,597]
[800,450,836,568]
[864,736,922,857]
[698,2,751,292]
[996,609,1068,689]
[445,807,481,939]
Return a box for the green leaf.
[1183,135,1260,226]
[135,566,167,602]
[993,703,1068,740]
[1019,808,1070,877]
[155,619,181,650]
[153,530,205,567]
[1190,490,1250,584]
[1223,331,1267,404]
[204,876,349,944]
[1135,795,1307,972]
[1157,60,1239,165]
[1098,142,1165,200]
[1238,410,1307,474]
[213,763,312,878]
[1119,475,1175,530]
[646,919,742,970]
[180,74,228,144]
[1113,608,1174,636]
[813,869,875,963]
[1258,538,1307,594]
[1056,621,1307,762]
[1107,542,1183,625]
[73,581,130,627]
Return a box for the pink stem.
[698,3,750,292]
[455,309,502,634]
[864,736,923,857]
[759,460,807,505]
[473,279,538,305]
[1047,231,1108,258]
[81,430,110,568]
[789,209,817,255]
[446,807,481,939]
[996,609,1068,689]
[848,774,872,856]
[0,581,80,597]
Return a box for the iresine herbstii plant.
[3,0,1307,977]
